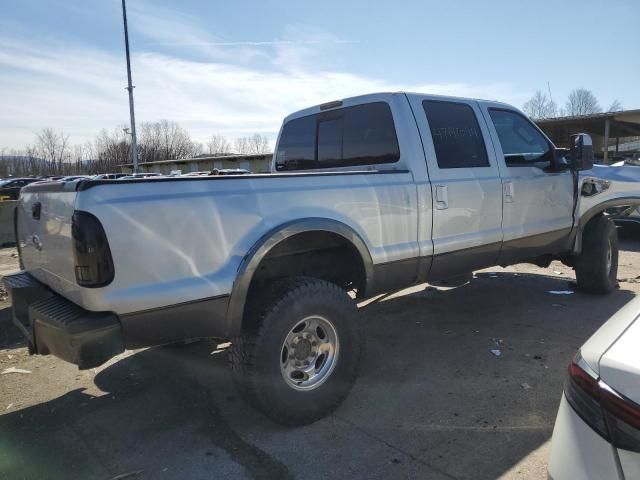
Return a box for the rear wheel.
[575,215,619,294]
[229,277,361,426]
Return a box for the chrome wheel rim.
[606,239,613,275]
[280,315,339,391]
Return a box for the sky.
[1,0,639,150]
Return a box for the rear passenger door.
[408,97,503,279]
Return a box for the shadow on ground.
[0,271,636,480]
[0,304,25,351]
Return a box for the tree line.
[0,120,271,178]
[522,87,623,120]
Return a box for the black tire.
[575,215,619,294]
[229,277,361,426]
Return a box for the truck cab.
[274,92,578,282]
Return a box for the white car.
[548,296,640,479]
[118,172,163,180]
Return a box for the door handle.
[32,202,41,220]
[435,185,448,210]
[503,181,514,203]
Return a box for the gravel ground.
[0,227,639,480]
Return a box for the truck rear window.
[275,102,400,170]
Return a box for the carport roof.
[536,109,640,138]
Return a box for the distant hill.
[0,155,48,177]
[0,155,47,164]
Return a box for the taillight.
[71,211,114,288]
[14,205,24,270]
[600,381,640,452]
[565,354,640,452]
[565,360,610,438]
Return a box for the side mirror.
[569,133,594,171]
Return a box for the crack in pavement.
[200,389,293,480]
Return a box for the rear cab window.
[275,102,400,171]
[422,100,489,169]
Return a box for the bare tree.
[138,120,200,162]
[3,120,207,177]
[234,136,250,154]
[35,128,70,173]
[25,145,45,176]
[248,133,270,154]
[70,142,98,174]
[564,89,602,116]
[608,99,623,112]
[207,134,231,155]
[522,90,557,119]
[234,133,270,154]
[94,127,131,172]
[191,142,203,157]
[0,147,35,177]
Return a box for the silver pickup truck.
[5,92,640,425]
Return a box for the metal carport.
[536,110,640,163]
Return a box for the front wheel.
[229,277,361,426]
[575,215,619,294]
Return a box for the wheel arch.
[225,218,374,337]
[574,196,640,254]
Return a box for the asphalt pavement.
[1,229,639,480]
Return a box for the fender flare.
[224,218,374,337]
[573,196,640,253]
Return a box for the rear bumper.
[3,271,124,369]
[548,395,622,480]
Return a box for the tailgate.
[17,182,78,289]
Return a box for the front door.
[480,105,575,264]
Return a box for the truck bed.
[18,170,419,315]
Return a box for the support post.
[603,118,610,164]
[121,0,138,174]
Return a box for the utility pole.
[121,0,139,173]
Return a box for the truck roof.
[283,91,514,124]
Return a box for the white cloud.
[0,9,528,151]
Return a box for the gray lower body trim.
[499,227,573,265]
[427,242,501,281]
[370,257,422,295]
[370,228,574,289]
[120,295,230,348]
